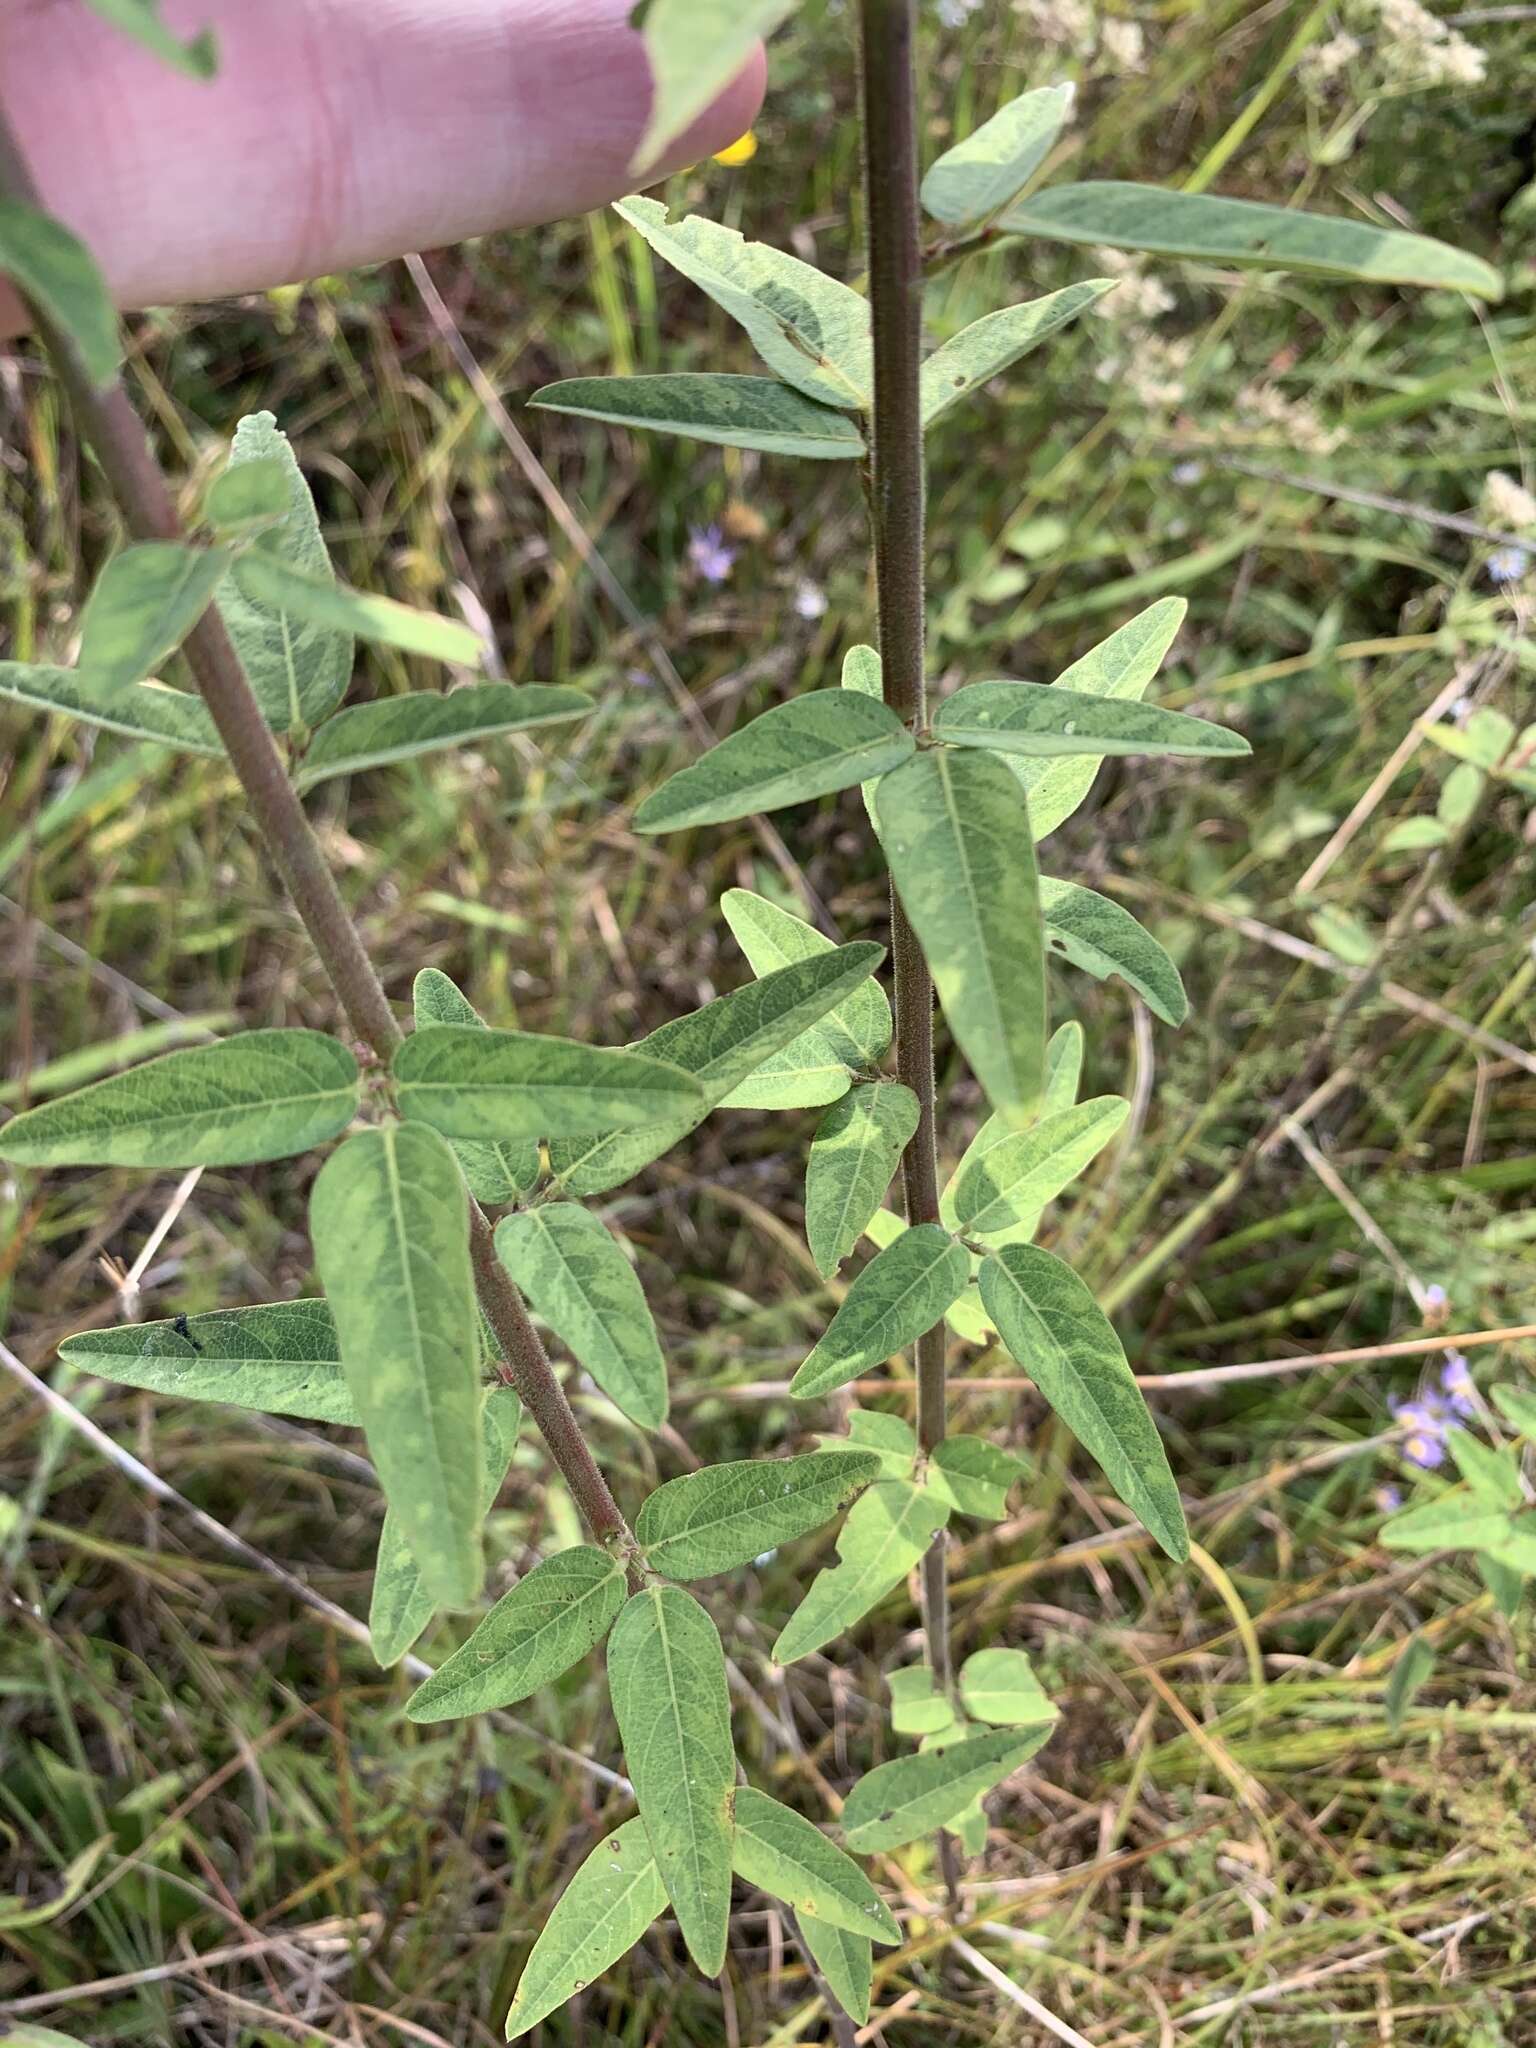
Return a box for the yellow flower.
[713,130,759,167]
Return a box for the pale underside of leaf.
[773,1476,949,1664]
[292,682,590,788]
[531,373,864,459]
[920,83,1075,226]
[721,886,891,1068]
[805,1082,920,1277]
[630,0,795,168]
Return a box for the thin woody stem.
[0,112,634,1562]
[857,0,961,1901]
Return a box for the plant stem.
[0,114,633,1562]
[857,0,961,1899]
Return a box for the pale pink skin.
[0,0,765,334]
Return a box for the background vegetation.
[2,1,1534,2039]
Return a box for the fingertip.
[635,45,769,185]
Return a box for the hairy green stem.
[857,0,961,1899]
[0,113,634,1561]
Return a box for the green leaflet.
[1014,598,1186,841]
[877,748,1046,1129]
[948,1096,1128,1238]
[791,1225,968,1401]
[731,1786,900,1943]
[0,1030,360,1169]
[773,1476,949,1664]
[636,1450,879,1580]
[635,690,914,834]
[0,2027,93,2048]
[607,1584,736,1976]
[631,0,796,167]
[921,281,1112,428]
[980,1245,1189,1562]
[0,199,120,389]
[940,1019,1085,1232]
[59,1301,354,1421]
[927,1435,1028,1520]
[1477,1552,1525,1619]
[1492,1386,1536,1439]
[841,1726,1054,1853]
[410,969,540,1203]
[1000,182,1502,300]
[920,84,1075,226]
[82,0,218,76]
[837,1407,919,1481]
[370,1385,523,1667]
[310,1123,484,1609]
[531,373,864,459]
[958,1647,1056,1727]
[614,196,871,410]
[547,942,885,1197]
[405,1544,627,1718]
[503,1816,667,2041]
[293,683,591,789]
[230,553,483,668]
[933,680,1246,761]
[214,413,352,731]
[203,456,290,538]
[0,660,222,754]
[1385,1636,1436,1737]
[1380,1493,1536,1572]
[1040,879,1188,1028]
[799,1916,873,2024]
[805,1083,920,1278]
[393,1023,704,1140]
[77,543,231,688]
[1446,1429,1523,1512]
[721,886,891,1067]
[840,643,885,824]
[888,1664,956,1736]
[494,1204,668,1430]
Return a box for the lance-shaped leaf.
[77,543,232,687]
[503,1816,668,2042]
[841,1725,1054,1853]
[1381,1492,1536,1571]
[548,942,885,1198]
[0,661,223,755]
[1040,879,1187,1028]
[405,1544,627,1718]
[732,1787,900,1943]
[722,886,891,1067]
[371,1386,523,1667]
[949,1096,1128,1238]
[840,643,885,824]
[1477,1552,1525,1620]
[231,553,483,669]
[411,969,539,1203]
[59,1301,354,1421]
[878,748,1046,1128]
[393,1023,703,1141]
[83,0,218,76]
[791,1225,968,1401]
[311,1123,484,1609]
[934,680,1246,761]
[980,1245,1188,1561]
[773,1476,949,1664]
[927,1436,1028,1520]
[0,1030,359,1169]
[921,280,1111,428]
[203,456,290,538]
[921,83,1075,226]
[607,1584,736,1976]
[293,682,590,789]
[614,196,872,410]
[0,199,120,389]
[495,1204,667,1429]
[636,691,914,834]
[531,373,864,459]
[888,1665,957,1736]
[940,1019,1084,1232]
[800,1917,873,2024]
[1014,598,1186,841]
[959,1647,1056,1727]
[215,412,352,730]
[636,1450,879,1580]
[1446,1429,1523,1511]
[631,0,795,167]
[1493,1385,1536,1439]
[805,1083,920,1278]
[1002,183,1502,298]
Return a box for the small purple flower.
[1488,545,1530,586]
[1403,1430,1445,1469]
[1376,1483,1404,1513]
[1390,1391,1451,1468]
[687,523,736,585]
[1424,1283,1447,1311]
[1440,1352,1477,1418]
[793,579,828,621]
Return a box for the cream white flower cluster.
[1481,470,1536,535]
[1301,0,1486,98]
[1015,0,1146,74]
